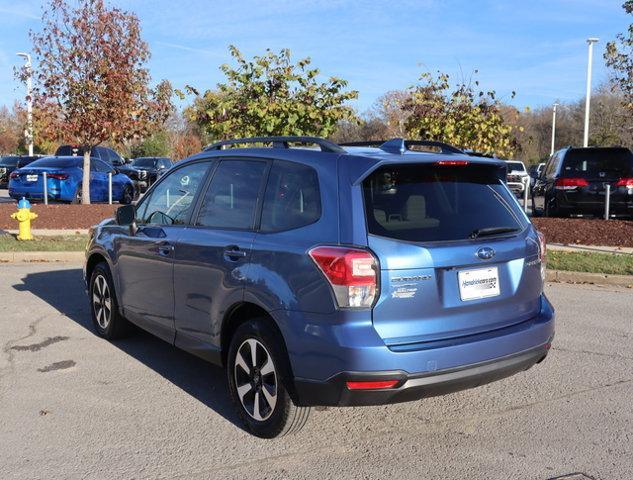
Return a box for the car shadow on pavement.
[13,267,244,430]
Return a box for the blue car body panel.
[85,142,555,407]
[9,156,133,203]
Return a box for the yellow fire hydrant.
[11,198,38,241]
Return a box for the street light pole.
[550,102,559,156]
[583,38,599,148]
[16,52,33,157]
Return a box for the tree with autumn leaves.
[184,46,358,140]
[22,0,173,203]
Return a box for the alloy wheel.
[92,274,112,329]
[234,338,278,421]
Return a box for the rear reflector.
[554,178,589,190]
[434,160,469,166]
[309,246,378,308]
[346,380,399,390]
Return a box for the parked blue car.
[9,156,135,204]
[84,137,554,438]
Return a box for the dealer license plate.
[458,267,500,301]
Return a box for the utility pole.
[550,102,559,156]
[583,38,599,148]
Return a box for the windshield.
[132,158,156,168]
[363,164,525,243]
[27,158,82,169]
[562,148,633,179]
[506,162,525,172]
[0,156,20,167]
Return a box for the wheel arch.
[220,302,288,368]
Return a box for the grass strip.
[547,250,633,276]
[0,234,88,252]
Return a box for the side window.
[195,159,267,230]
[93,147,104,160]
[90,160,111,172]
[137,161,210,226]
[260,161,321,232]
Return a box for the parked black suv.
[128,157,172,191]
[0,155,43,187]
[534,147,633,217]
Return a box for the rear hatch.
[558,148,633,206]
[363,162,542,347]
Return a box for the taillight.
[554,178,589,190]
[9,172,19,179]
[308,246,378,308]
[47,173,68,180]
[615,178,633,188]
[434,160,469,166]
[537,230,546,283]
[346,380,399,390]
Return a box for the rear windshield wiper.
[469,227,520,239]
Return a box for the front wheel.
[227,319,311,438]
[89,262,131,340]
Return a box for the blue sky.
[0,0,629,113]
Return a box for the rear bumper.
[294,342,550,406]
[554,191,633,214]
[283,294,555,407]
[507,181,526,193]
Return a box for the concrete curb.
[0,251,84,263]
[546,269,633,287]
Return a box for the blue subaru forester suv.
[84,137,554,438]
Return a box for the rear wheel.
[227,319,310,438]
[120,185,134,205]
[89,262,131,340]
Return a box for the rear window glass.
[363,164,525,243]
[562,148,633,178]
[28,158,82,169]
[132,158,156,168]
[0,156,19,167]
[260,161,321,232]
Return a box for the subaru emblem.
[477,247,495,260]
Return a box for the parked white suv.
[505,160,529,196]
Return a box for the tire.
[544,195,559,217]
[227,319,311,438]
[71,184,82,204]
[120,185,134,205]
[89,262,131,340]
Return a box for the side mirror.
[116,204,137,235]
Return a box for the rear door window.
[363,164,526,243]
[195,159,268,230]
[561,148,633,179]
[260,160,321,232]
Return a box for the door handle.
[157,241,174,257]
[224,246,247,260]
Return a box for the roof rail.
[204,136,345,153]
[340,139,463,155]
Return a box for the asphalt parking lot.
[1,262,631,480]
